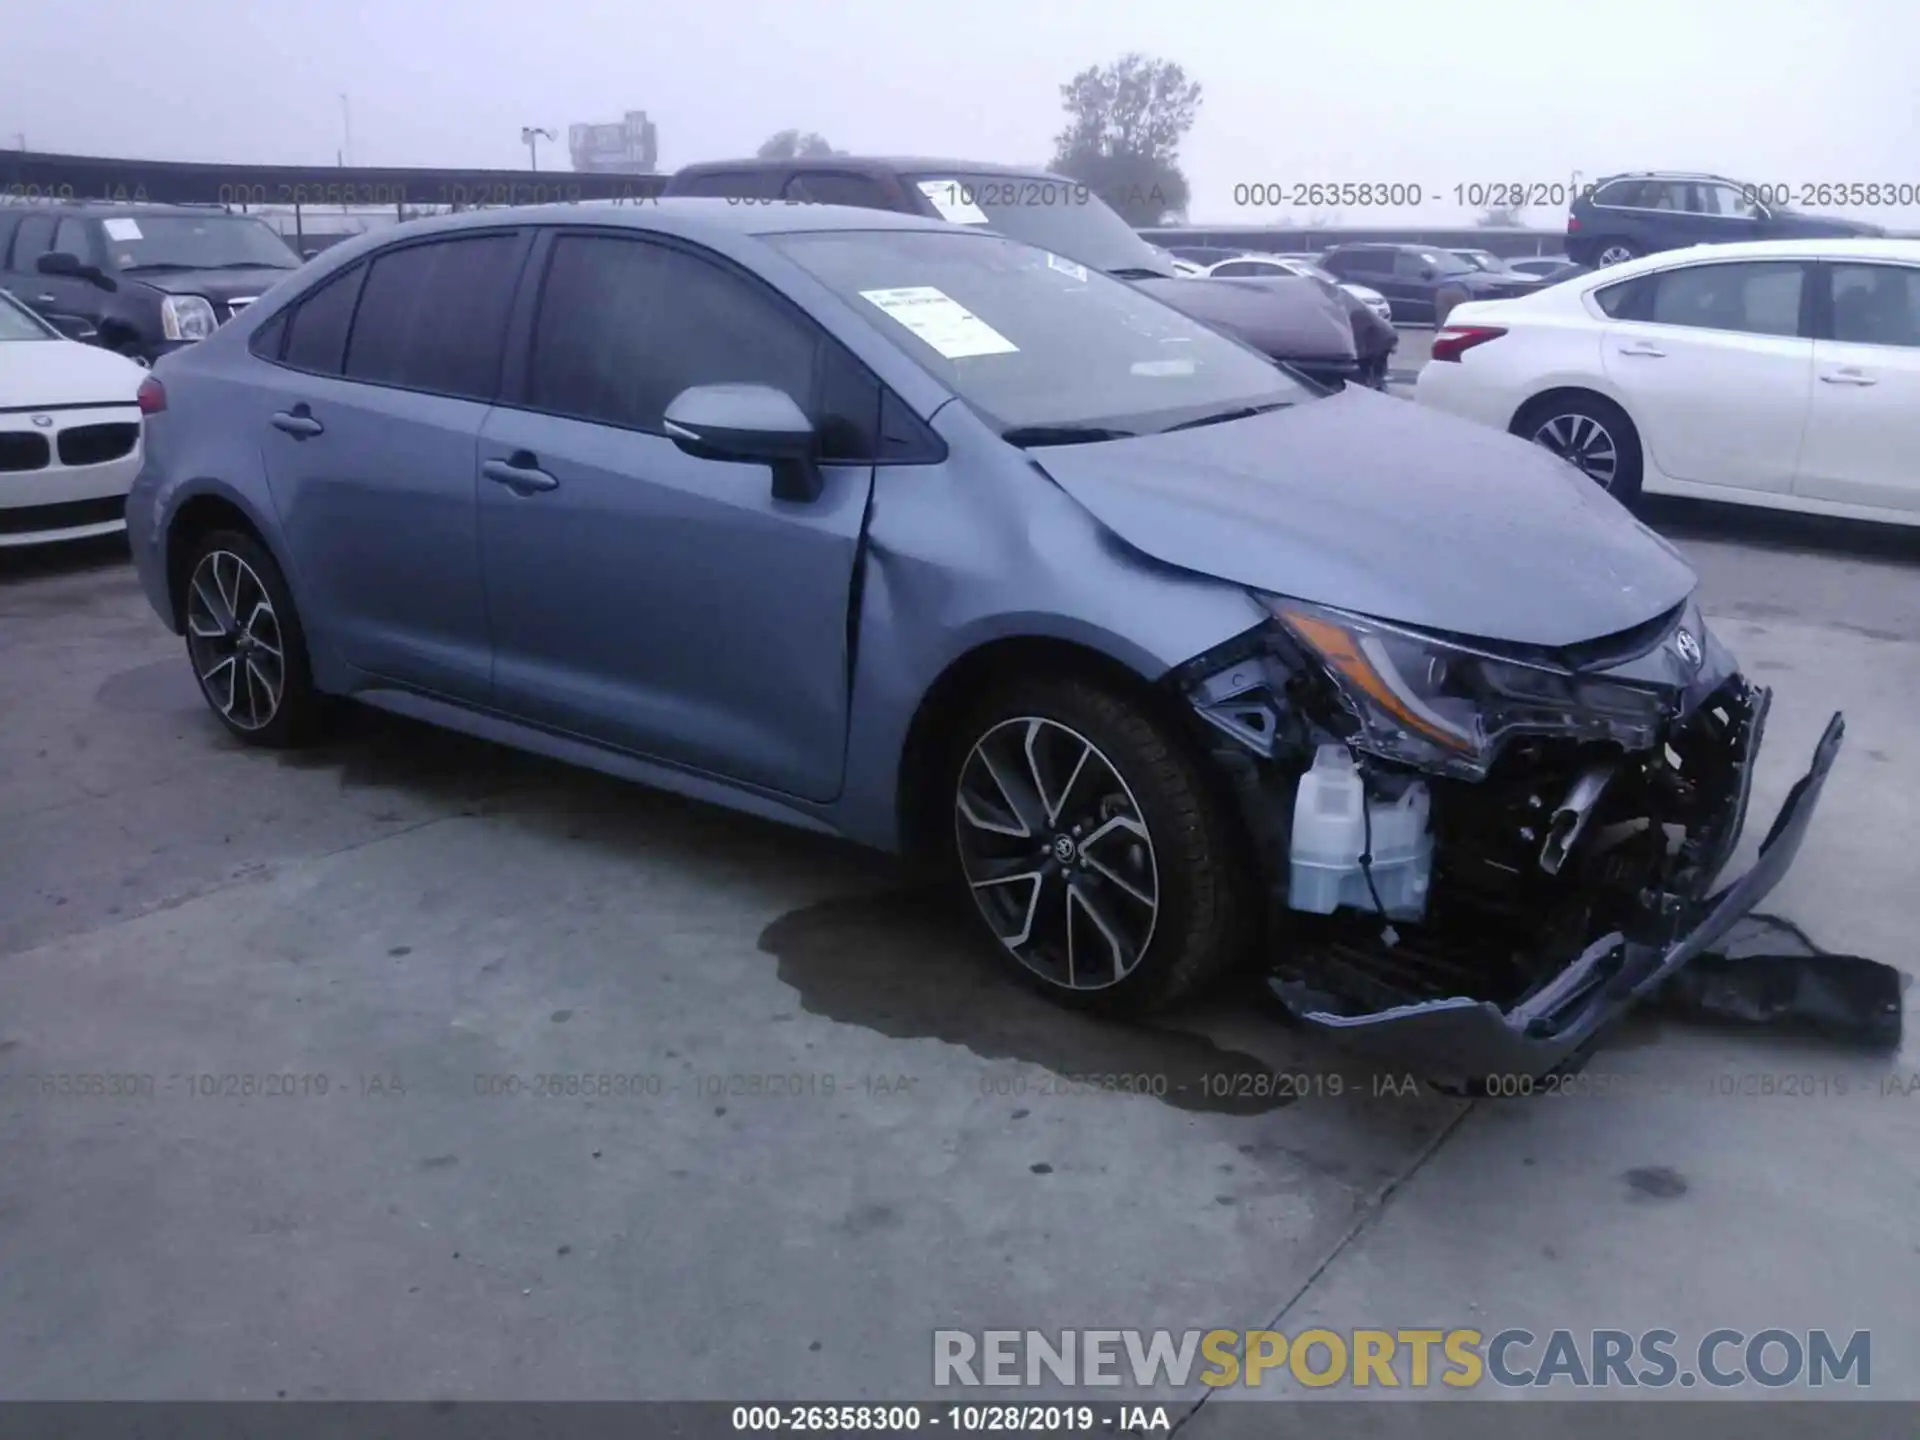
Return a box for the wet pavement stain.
[758,888,1296,1115]
[94,658,205,715]
[1623,1165,1689,1200]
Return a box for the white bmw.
[0,293,148,547]
[1416,237,1920,527]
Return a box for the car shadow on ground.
[0,532,133,586]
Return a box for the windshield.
[101,214,301,273]
[770,227,1315,437]
[0,292,56,341]
[1418,249,1477,276]
[904,173,1175,278]
[1451,250,1503,271]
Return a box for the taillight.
[1567,216,1582,232]
[137,377,167,415]
[1431,326,1507,362]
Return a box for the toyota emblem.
[1674,628,1702,668]
[30,414,53,428]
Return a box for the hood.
[128,266,301,301]
[1028,387,1697,648]
[0,338,146,407]
[1134,275,1357,362]
[1460,271,1541,294]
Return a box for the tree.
[757,129,836,161]
[1477,203,1524,227]
[1049,54,1201,226]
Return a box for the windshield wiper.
[205,260,297,270]
[118,262,203,274]
[1106,267,1173,280]
[1158,403,1291,435]
[1000,424,1137,448]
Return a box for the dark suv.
[662,157,1369,386]
[1319,243,1541,324]
[0,202,304,366]
[1566,172,1884,269]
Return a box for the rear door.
[253,230,530,701]
[476,229,878,801]
[1599,258,1814,493]
[1794,260,1920,513]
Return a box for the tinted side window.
[53,218,91,259]
[1648,262,1805,338]
[784,172,892,210]
[1211,260,1262,277]
[526,233,880,457]
[1830,264,1920,348]
[344,234,521,400]
[10,215,55,267]
[280,264,367,373]
[1593,275,1653,319]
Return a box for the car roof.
[0,200,234,218]
[1591,171,1741,185]
[1599,236,1920,267]
[343,198,960,244]
[672,156,1070,182]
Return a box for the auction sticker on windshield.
[860,286,1019,359]
[917,181,992,225]
[1045,252,1089,282]
[103,218,143,240]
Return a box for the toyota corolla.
[125,201,1843,1084]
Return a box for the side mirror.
[663,383,822,502]
[38,251,114,289]
[1420,266,1436,281]
[302,248,320,260]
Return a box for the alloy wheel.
[953,717,1160,991]
[1532,413,1619,489]
[1596,244,1635,267]
[185,549,286,731]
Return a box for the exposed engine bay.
[1172,592,1848,1085]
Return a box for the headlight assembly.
[1264,597,1676,779]
[160,294,218,342]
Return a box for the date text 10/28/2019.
[1230,182,1599,209]
[731,1404,1171,1433]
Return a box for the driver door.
[477,230,878,803]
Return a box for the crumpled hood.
[1030,386,1697,648]
[1133,274,1357,362]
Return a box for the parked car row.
[113,195,1843,1084]
[0,201,305,368]
[1416,237,1920,527]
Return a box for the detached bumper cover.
[1269,705,1847,1083]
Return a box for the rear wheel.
[182,529,326,747]
[1513,393,1643,503]
[946,675,1255,1015]
[1594,239,1640,267]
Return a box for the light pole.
[521,127,555,171]
[339,94,353,167]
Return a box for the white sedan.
[1203,253,1396,324]
[0,293,149,546]
[1416,237,1920,527]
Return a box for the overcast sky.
[4,0,1916,225]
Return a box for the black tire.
[945,674,1256,1016]
[1512,393,1644,504]
[181,528,326,747]
[1592,238,1640,268]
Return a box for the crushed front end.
[1172,594,1845,1087]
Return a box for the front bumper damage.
[1178,612,1848,1086]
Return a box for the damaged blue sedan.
[125,201,1844,1085]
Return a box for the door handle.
[269,409,324,439]
[36,294,58,305]
[1616,342,1666,357]
[482,452,559,494]
[1819,369,1877,386]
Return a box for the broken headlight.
[1264,597,1677,780]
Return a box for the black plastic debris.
[1655,912,1906,1051]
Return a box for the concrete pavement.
[1,505,1914,1409]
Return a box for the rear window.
[669,169,781,200]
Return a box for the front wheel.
[182,529,327,747]
[946,676,1255,1015]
